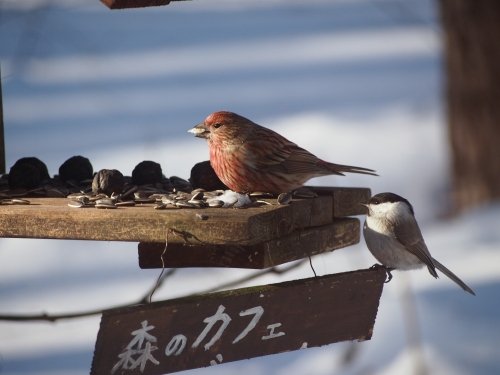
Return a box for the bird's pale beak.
[188,123,210,139]
[359,203,370,215]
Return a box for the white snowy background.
[0,0,499,374]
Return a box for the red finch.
[189,111,377,193]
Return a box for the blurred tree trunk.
[439,0,500,213]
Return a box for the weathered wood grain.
[0,197,332,245]
[0,188,369,245]
[138,218,359,269]
[309,186,371,217]
[91,267,386,375]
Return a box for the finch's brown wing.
[242,128,322,174]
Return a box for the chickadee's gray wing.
[431,257,476,295]
[393,215,438,278]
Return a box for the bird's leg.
[370,264,394,283]
[384,267,395,283]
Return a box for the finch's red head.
[188,111,253,141]
[205,111,234,127]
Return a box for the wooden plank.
[309,186,371,217]
[0,196,332,245]
[101,0,172,9]
[138,218,359,269]
[91,267,386,375]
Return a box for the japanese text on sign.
[112,304,285,373]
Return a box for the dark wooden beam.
[138,218,359,269]
[91,267,386,375]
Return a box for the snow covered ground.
[0,0,499,374]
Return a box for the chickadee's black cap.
[369,192,414,214]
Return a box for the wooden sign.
[91,267,385,375]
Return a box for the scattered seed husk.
[277,192,292,205]
[191,191,204,200]
[208,199,224,208]
[161,196,176,205]
[89,193,108,202]
[95,198,117,209]
[115,200,136,207]
[67,193,88,199]
[250,191,274,198]
[1,198,31,205]
[175,201,197,208]
[149,193,167,201]
[255,200,273,206]
[134,197,156,204]
[68,200,85,208]
[188,199,206,207]
[134,191,147,199]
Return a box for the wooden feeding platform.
[0,187,370,269]
[1,184,386,375]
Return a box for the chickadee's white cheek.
[369,202,393,217]
[365,216,392,235]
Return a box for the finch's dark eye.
[372,199,380,205]
[213,123,222,129]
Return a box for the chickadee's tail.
[432,257,476,295]
[321,161,378,176]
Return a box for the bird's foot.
[370,264,394,283]
[384,268,394,283]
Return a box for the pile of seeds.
[67,189,256,209]
[67,187,317,210]
[1,156,318,210]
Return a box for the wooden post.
[0,65,5,174]
[91,267,386,375]
[440,0,500,213]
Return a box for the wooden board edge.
[0,195,333,245]
[138,218,359,269]
[307,186,371,217]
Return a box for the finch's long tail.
[321,161,378,176]
[432,257,476,295]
